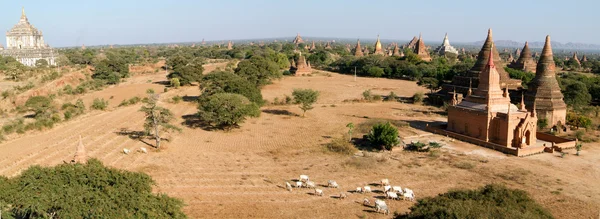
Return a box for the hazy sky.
[1,0,597,47]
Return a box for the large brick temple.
[447,47,538,149]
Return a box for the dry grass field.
[0,68,599,218]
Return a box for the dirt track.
[0,71,598,218]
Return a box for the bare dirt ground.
[0,70,599,218]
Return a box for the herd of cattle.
[285,175,416,215]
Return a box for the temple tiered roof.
[433,33,459,56]
[354,39,364,57]
[509,42,537,73]
[292,33,304,44]
[572,52,581,65]
[392,44,401,57]
[405,36,418,50]
[414,34,431,62]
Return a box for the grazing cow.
[305,181,316,188]
[403,192,415,201]
[139,147,148,154]
[123,148,131,154]
[314,188,324,196]
[356,187,363,193]
[381,179,390,186]
[384,185,392,193]
[339,192,347,199]
[363,186,372,193]
[295,181,303,188]
[363,198,371,206]
[375,199,389,215]
[299,175,309,182]
[328,180,339,188]
[386,191,400,200]
[393,186,402,193]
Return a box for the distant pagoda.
[414,34,431,61]
[363,46,370,55]
[525,36,567,129]
[325,41,332,50]
[309,41,316,51]
[404,36,418,50]
[509,42,537,73]
[290,52,312,76]
[373,35,384,55]
[227,41,233,50]
[581,54,588,62]
[293,33,304,45]
[572,52,581,65]
[433,33,459,56]
[434,29,522,103]
[354,39,364,57]
[392,43,401,56]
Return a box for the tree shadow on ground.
[262,109,298,117]
[153,81,170,86]
[181,114,235,131]
[182,95,199,103]
[402,120,446,132]
[115,128,156,148]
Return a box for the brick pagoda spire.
[509,41,537,73]
[525,35,567,129]
[414,33,432,62]
[373,35,384,55]
[354,39,364,57]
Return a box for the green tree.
[167,57,204,86]
[367,122,400,150]
[367,66,385,77]
[0,159,186,218]
[418,77,440,93]
[575,142,583,156]
[140,93,180,149]
[234,56,281,87]
[91,98,108,110]
[396,184,553,219]
[170,77,181,88]
[91,55,130,84]
[200,71,264,105]
[292,89,320,117]
[563,81,591,108]
[198,93,260,130]
[25,96,54,118]
[346,122,355,142]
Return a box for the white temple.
[0,8,57,66]
[433,33,459,56]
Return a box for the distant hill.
[471,40,600,50]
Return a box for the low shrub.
[367,122,400,150]
[172,95,183,104]
[91,98,109,110]
[326,137,358,155]
[413,92,424,104]
[118,96,142,107]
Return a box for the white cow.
[363,198,371,206]
[295,181,303,188]
[375,199,389,215]
[384,185,392,193]
[299,175,309,182]
[356,187,363,193]
[314,188,324,196]
[339,192,347,199]
[123,148,131,154]
[381,179,390,186]
[305,181,316,188]
[386,191,400,200]
[363,186,372,193]
[393,186,402,193]
[139,147,148,154]
[403,192,415,201]
[328,180,339,188]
